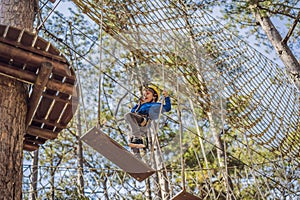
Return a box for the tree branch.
[258,5,300,20]
[282,11,300,44]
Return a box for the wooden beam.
[0,62,77,96]
[0,63,35,83]
[0,37,65,63]
[0,42,71,77]
[23,137,45,145]
[23,142,39,151]
[26,126,58,140]
[26,62,53,127]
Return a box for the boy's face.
[143,89,154,103]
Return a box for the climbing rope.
[68,22,89,131]
[176,79,185,191]
[35,0,62,32]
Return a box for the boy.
[124,84,171,150]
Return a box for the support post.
[26,62,53,127]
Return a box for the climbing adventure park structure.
[0,24,79,151]
[21,0,300,199]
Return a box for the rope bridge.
[72,0,299,160]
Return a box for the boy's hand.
[139,96,145,103]
[163,90,168,97]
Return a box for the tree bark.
[0,0,35,31]
[0,0,35,199]
[76,108,85,196]
[30,150,39,200]
[0,76,27,200]
[251,6,300,90]
[145,178,152,200]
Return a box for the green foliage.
[205,0,300,57]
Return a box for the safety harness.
[133,100,151,127]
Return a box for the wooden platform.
[0,24,79,151]
[171,190,201,200]
[81,127,155,182]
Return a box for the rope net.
[71,0,300,161]
[21,0,300,199]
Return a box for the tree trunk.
[0,77,27,199]
[145,178,152,200]
[251,5,300,89]
[0,1,35,199]
[0,0,35,31]
[76,108,85,196]
[50,167,55,200]
[30,150,39,200]
[102,176,109,200]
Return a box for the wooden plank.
[81,127,155,182]
[23,142,39,151]
[171,190,201,200]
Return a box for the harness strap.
[139,117,151,127]
[132,113,150,127]
[133,101,142,113]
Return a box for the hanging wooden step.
[171,190,201,200]
[81,127,155,182]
